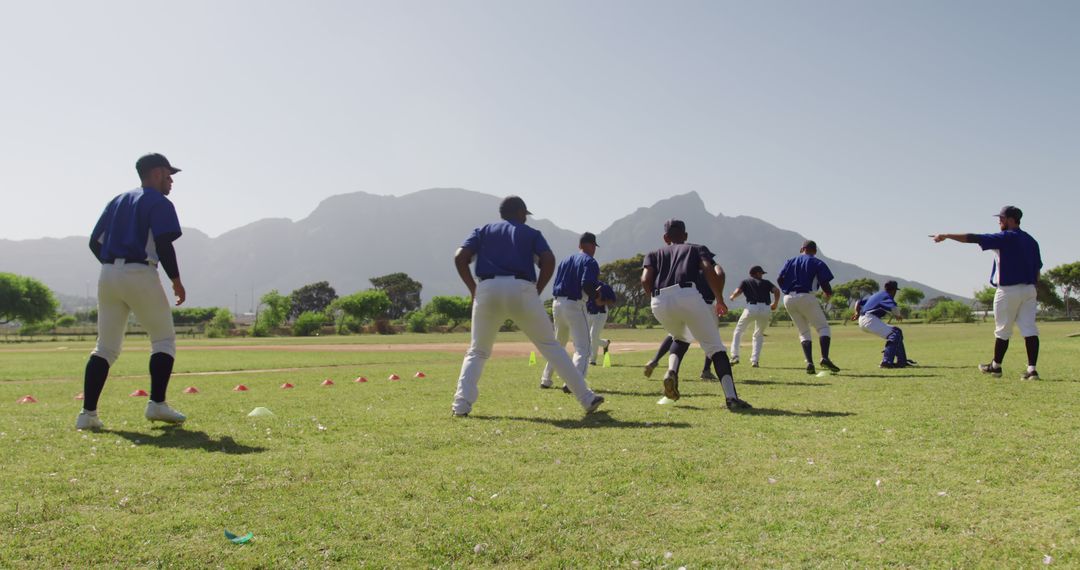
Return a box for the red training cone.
[130,389,149,397]
[321,379,334,386]
[414,372,426,378]
[182,386,199,394]
[18,395,37,404]
[74,392,84,400]
[388,374,400,381]
[280,382,295,389]
[354,376,368,383]
[233,384,249,392]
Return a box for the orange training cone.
[233,384,249,392]
[414,372,426,378]
[182,386,199,394]
[321,379,334,386]
[388,374,400,381]
[280,382,295,389]
[130,389,148,397]
[18,395,37,404]
[354,376,368,383]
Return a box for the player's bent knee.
[150,337,177,358]
[91,349,120,367]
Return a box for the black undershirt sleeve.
[966,233,979,243]
[155,232,181,279]
[89,237,104,262]
[820,281,833,296]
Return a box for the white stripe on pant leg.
[91,265,131,366]
[452,280,503,414]
[512,284,596,409]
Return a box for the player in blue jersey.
[853,281,915,368]
[451,197,604,416]
[540,232,602,390]
[932,206,1043,379]
[586,280,616,366]
[76,154,189,430]
[777,240,841,375]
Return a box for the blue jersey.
[587,281,616,314]
[552,252,600,301]
[858,290,898,318]
[91,187,182,263]
[462,220,550,282]
[777,254,834,294]
[976,229,1042,286]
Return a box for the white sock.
[1027,365,1036,373]
[720,376,737,399]
[668,353,682,373]
[991,360,1001,368]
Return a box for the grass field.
[2,322,1078,568]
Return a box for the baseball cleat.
[805,363,816,375]
[819,359,841,373]
[1021,369,1040,380]
[751,362,759,368]
[879,362,897,369]
[145,401,186,424]
[730,356,740,365]
[725,397,753,411]
[451,409,469,418]
[978,363,1003,377]
[585,395,605,414]
[643,361,657,378]
[601,339,611,353]
[700,369,718,381]
[75,411,104,430]
[662,370,680,401]
[539,383,554,390]
[561,385,572,394]
[589,361,597,366]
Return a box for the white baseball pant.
[587,312,608,363]
[783,293,831,342]
[731,304,771,363]
[91,261,176,366]
[452,277,598,414]
[650,285,727,358]
[858,313,894,340]
[993,284,1038,339]
[540,297,592,386]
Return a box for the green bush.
[206,308,234,338]
[927,300,974,323]
[293,311,326,336]
[405,311,429,333]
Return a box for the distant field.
[2,322,1078,567]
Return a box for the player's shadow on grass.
[471,412,691,430]
[736,408,854,418]
[740,379,831,387]
[106,427,267,454]
[843,373,937,379]
[596,388,725,398]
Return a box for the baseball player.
[641,219,750,410]
[853,281,915,368]
[643,263,726,381]
[76,153,188,430]
[777,240,841,375]
[539,232,601,390]
[586,279,616,366]
[931,205,1042,379]
[451,196,604,416]
[728,265,781,367]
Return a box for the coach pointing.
[931,205,1043,379]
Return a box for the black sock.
[651,335,674,365]
[711,351,738,399]
[1024,336,1039,367]
[149,352,175,403]
[669,340,691,374]
[993,338,1009,365]
[801,340,813,363]
[820,336,831,360]
[702,356,713,375]
[82,356,110,412]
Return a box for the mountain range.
[0,189,961,311]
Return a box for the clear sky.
[2,1,1076,297]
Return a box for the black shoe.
[806,363,816,375]
[539,383,553,390]
[978,363,1003,378]
[819,359,841,373]
[905,359,918,366]
[662,369,680,401]
[700,369,718,381]
[585,395,605,413]
[726,397,753,411]
[561,385,572,394]
[730,356,740,365]
[879,361,896,369]
[643,361,657,378]
[451,409,468,418]
[1021,369,1040,380]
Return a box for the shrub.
[927,300,974,323]
[406,311,429,333]
[293,311,326,336]
[206,308,234,338]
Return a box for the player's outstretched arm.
[701,260,727,316]
[729,287,743,301]
[453,247,477,299]
[930,233,976,243]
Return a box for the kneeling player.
[853,281,915,368]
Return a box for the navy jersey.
[644,243,716,293]
[739,278,776,304]
[462,220,551,282]
[777,254,834,294]
[976,229,1042,286]
[858,290,898,318]
[91,188,181,263]
[587,281,616,314]
[551,252,600,300]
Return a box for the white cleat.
[75,411,104,430]
[145,401,187,424]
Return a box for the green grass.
[2,323,1078,567]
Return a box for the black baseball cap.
[749,265,766,275]
[995,205,1022,221]
[664,219,686,234]
[801,239,817,252]
[499,195,532,217]
[884,280,899,291]
[136,153,180,177]
[579,232,599,247]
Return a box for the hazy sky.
[2,1,1076,297]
